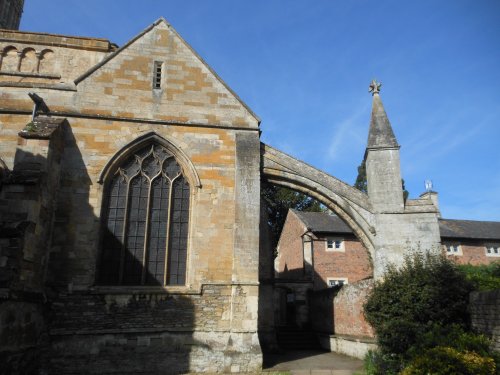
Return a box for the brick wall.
[444,240,500,265]
[276,210,307,278]
[313,235,372,289]
[469,289,500,351]
[311,279,375,338]
[276,211,373,289]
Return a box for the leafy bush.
[458,262,500,291]
[364,252,474,356]
[407,324,493,359]
[364,349,402,375]
[401,346,496,375]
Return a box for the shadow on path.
[263,349,363,373]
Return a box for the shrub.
[401,346,496,375]
[364,252,474,356]
[458,262,500,291]
[364,349,402,375]
[407,324,493,359]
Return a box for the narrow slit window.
[153,61,163,89]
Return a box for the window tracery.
[99,143,190,286]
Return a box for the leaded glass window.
[99,143,190,286]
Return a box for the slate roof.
[291,210,500,241]
[439,219,500,240]
[291,210,353,234]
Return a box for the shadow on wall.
[0,147,53,374]
[272,263,375,339]
[0,122,198,374]
[46,124,197,374]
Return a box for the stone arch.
[19,47,37,73]
[98,131,201,190]
[96,132,199,286]
[38,49,54,74]
[261,143,376,262]
[0,45,19,71]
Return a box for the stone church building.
[1,16,448,373]
[1,19,262,373]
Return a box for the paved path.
[263,350,364,374]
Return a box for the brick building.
[440,219,500,264]
[276,210,500,290]
[274,208,499,357]
[275,209,373,290]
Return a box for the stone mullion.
[118,175,132,285]
[35,52,42,73]
[16,51,22,71]
[163,176,175,286]
[141,176,154,285]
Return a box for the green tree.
[354,160,367,193]
[402,179,409,201]
[261,181,323,251]
[457,262,500,291]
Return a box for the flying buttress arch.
[260,143,376,261]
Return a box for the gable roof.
[292,210,500,241]
[439,219,500,241]
[74,18,260,123]
[292,210,353,234]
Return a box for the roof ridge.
[440,218,500,224]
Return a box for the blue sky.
[20,1,500,221]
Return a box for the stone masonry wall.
[1,18,262,373]
[45,120,241,290]
[469,289,500,351]
[45,284,261,373]
[0,118,65,373]
[0,29,112,86]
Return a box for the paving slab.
[263,350,364,374]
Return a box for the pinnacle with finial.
[369,79,382,95]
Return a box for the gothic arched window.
[99,143,190,286]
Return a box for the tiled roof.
[291,210,500,241]
[439,219,500,240]
[291,210,353,234]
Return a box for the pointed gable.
[74,18,259,128]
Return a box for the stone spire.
[366,80,399,150]
[364,80,404,213]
